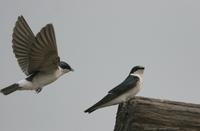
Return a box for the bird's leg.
[35,88,42,94]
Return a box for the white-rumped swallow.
[84,66,144,113]
[1,15,73,95]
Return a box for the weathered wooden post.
[114,96,200,131]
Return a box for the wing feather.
[12,16,35,75]
[32,24,59,72]
[84,75,139,113]
[108,75,139,95]
[12,16,59,75]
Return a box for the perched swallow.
[84,66,145,113]
[0,16,73,95]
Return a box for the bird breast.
[34,70,63,87]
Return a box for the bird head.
[59,61,74,73]
[130,66,145,75]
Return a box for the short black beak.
[71,68,74,72]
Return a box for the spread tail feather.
[1,84,20,95]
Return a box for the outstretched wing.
[32,24,60,73]
[12,16,59,75]
[12,16,36,75]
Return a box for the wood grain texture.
[114,96,200,131]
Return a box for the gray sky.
[0,0,200,131]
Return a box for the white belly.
[18,70,62,90]
[33,73,58,87]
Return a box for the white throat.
[55,67,68,78]
[130,70,144,80]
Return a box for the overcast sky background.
[0,0,200,131]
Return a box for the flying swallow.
[1,15,73,95]
[84,66,144,113]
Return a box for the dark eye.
[66,64,70,68]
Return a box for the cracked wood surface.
[114,96,200,131]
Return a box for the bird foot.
[35,88,42,93]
